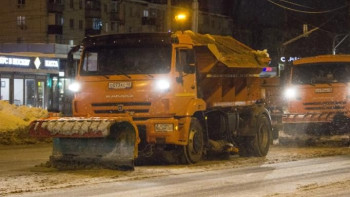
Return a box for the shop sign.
[0,55,59,70]
[45,60,59,68]
[280,56,300,62]
[0,56,30,66]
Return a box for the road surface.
[1,144,349,197]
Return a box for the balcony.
[110,11,121,21]
[48,3,64,13]
[85,28,101,36]
[142,17,156,26]
[47,25,63,34]
[85,8,101,18]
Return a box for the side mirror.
[183,63,195,74]
[66,45,80,78]
[183,51,195,74]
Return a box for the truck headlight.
[284,87,297,100]
[68,82,81,92]
[156,79,170,91]
[155,123,174,132]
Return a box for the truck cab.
[283,55,350,136]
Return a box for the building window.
[70,0,74,9]
[79,0,83,9]
[129,7,133,17]
[111,22,115,31]
[17,16,26,25]
[55,14,63,25]
[18,0,25,5]
[104,4,107,12]
[111,22,119,32]
[92,18,102,30]
[143,10,149,17]
[105,22,108,32]
[79,20,83,30]
[111,2,118,12]
[69,19,74,29]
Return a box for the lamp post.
[192,0,198,33]
[175,13,187,32]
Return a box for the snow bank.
[0,100,49,144]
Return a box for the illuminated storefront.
[0,53,66,111]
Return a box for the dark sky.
[145,0,350,56]
[236,0,349,32]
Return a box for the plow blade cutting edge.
[29,118,139,170]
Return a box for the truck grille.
[92,102,151,114]
[303,101,346,110]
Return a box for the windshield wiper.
[307,82,315,86]
[114,69,131,79]
[312,80,333,86]
[135,68,154,78]
[101,75,109,79]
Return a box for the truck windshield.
[80,46,171,75]
[292,63,350,84]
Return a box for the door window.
[1,78,10,101]
[37,81,45,108]
[25,79,35,106]
[14,79,24,105]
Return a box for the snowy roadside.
[0,145,349,196]
[0,101,49,145]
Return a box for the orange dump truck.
[29,31,272,170]
[283,54,350,137]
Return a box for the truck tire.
[238,114,271,157]
[183,118,204,164]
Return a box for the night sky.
[146,0,350,59]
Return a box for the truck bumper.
[29,116,137,138]
[134,117,191,146]
[282,112,350,135]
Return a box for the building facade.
[0,0,233,45]
[0,0,233,112]
[0,43,80,112]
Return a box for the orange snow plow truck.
[29,31,272,170]
[283,55,350,137]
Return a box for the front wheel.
[183,118,204,164]
[238,114,272,157]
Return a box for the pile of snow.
[0,101,49,144]
[0,100,48,132]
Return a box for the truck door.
[175,48,196,95]
[173,48,197,116]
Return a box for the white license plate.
[109,82,132,89]
[315,88,332,93]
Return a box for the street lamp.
[174,13,187,32]
[175,13,187,22]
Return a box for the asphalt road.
[6,154,350,197]
[0,144,51,176]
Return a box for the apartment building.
[0,0,233,111]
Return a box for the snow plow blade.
[29,117,139,170]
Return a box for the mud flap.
[51,123,136,170]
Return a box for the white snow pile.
[0,100,49,144]
[0,100,48,132]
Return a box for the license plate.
[315,88,332,93]
[109,82,132,89]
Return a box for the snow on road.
[0,144,349,196]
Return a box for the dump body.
[283,55,350,135]
[30,31,272,169]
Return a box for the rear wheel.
[238,114,271,157]
[183,118,204,164]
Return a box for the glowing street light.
[175,13,187,22]
[175,13,187,32]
